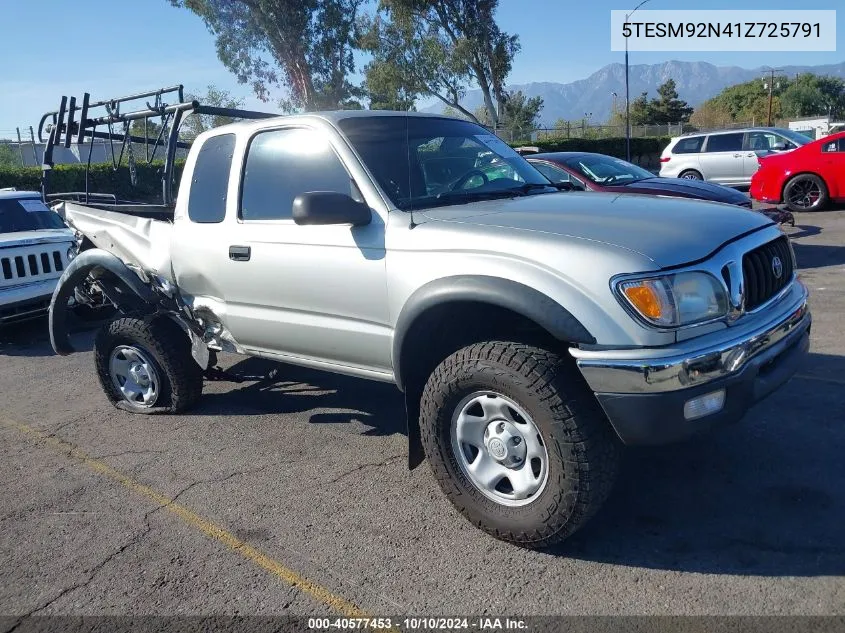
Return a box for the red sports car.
[751,131,845,212]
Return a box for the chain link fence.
[493,121,765,144]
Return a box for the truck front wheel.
[420,342,619,548]
[94,317,203,414]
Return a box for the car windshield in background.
[564,155,655,184]
[0,198,66,233]
[773,128,813,146]
[337,116,551,210]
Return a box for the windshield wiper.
[519,181,580,192]
[397,182,564,211]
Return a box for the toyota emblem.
[771,256,783,279]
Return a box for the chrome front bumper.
[571,283,810,395]
[570,282,811,445]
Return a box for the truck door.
[206,126,391,375]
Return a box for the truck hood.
[418,191,772,268]
[0,229,75,249]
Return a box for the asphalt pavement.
[1,209,844,623]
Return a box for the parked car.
[0,189,77,325]
[751,132,845,212]
[48,103,811,549]
[526,152,754,207]
[659,128,811,186]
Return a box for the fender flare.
[49,249,157,356]
[392,275,596,392]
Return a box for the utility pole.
[763,68,784,127]
[625,0,652,162]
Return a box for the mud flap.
[406,389,425,470]
[188,328,210,370]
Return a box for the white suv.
[659,128,811,186]
[0,190,76,325]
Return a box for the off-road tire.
[784,173,829,212]
[94,317,203,414]
[420,341,620,548]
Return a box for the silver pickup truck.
[48,110,810,548]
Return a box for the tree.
[360,0,519,126]
[364,58,417,111]
[181,85,248,139]
[649,79,693,124]
[689,100,734,129]
[499,90,543,138]
[703,77,787,123]
[628,92,653,126]
[169,0,363,111]
[129,120,163,141]
[781,73,845,119]
[0,142,22,167]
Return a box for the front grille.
[743,236,794,311]
[1,249,64,282]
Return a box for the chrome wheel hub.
[451,392,549,507]
[484,420,527,468]
[109,345,160,407]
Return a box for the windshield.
[563,154,655,184]
[0,198,66,234]
[337,116,552,209]
[772,128,813,146]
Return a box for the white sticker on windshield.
[475,134,518,157]
[18,199,50,213]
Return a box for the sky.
[0,0,842,134]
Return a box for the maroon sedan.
[526,152,755,207]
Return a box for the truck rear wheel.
[420,342,619,548]
[94,317,203,414]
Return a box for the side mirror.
[292,192,371,227]
[772,142,787,151]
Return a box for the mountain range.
[421,60,845,126]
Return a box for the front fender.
[49,249,157,355]
[392,275,596,392]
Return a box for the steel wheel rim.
[788,178,821,209]
[109,345,160,407]
[450,391,549,507]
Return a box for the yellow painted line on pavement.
[2,416,371,619]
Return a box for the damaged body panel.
[55,201,175,278]
[50,202,246,360]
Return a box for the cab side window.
[188,133,236,224]
[240,128,353,221]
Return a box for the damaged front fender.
[49,249,158,355]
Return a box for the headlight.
[616,271,728,328]
[66,246,77,262]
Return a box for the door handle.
[746,153,756,157]
[229,245,251,261]
[733,153,743,158]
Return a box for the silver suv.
[660,127,811,186]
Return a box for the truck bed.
[53,201,176,279]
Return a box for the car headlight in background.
[66,246,78,262]
[616,271,728,328]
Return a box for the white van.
[659,127,811,186]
